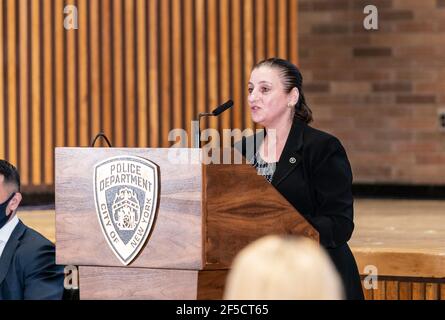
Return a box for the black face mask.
[0,193,16,229]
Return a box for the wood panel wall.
[361,277,445,300]
[0,0,299,191]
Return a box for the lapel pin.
[289,157,296,164]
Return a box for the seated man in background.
[0,160,65,300]
[224,235,344,300]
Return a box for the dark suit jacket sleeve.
[21,242,65,300]
[306,137,355,249]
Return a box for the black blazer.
[235,119,364,300]
[0,220,65,300]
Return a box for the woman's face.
[247,66,295,128]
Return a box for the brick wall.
[298,0,445,184]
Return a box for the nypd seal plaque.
[93,155,159,265]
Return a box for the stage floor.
[350,199,445,257]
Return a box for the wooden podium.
[55,147,318,299]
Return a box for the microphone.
[211,100,234,116]
[194,100,234,148]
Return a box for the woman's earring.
[288,103,294,108]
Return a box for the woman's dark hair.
[253,58,313,124]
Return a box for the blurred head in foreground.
[224,235,344,300]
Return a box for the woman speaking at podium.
[236,58,364,300]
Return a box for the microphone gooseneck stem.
[194,100,233,148]
[195,112,214,148]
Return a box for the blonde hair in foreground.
[224,235,344,300]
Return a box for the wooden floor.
[350,199,445,258]
[17,199,445,300]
